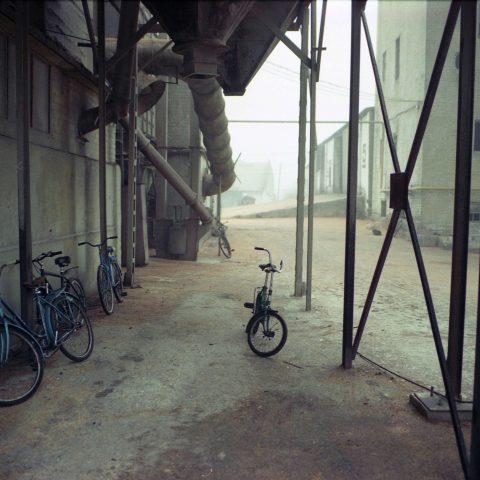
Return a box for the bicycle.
[0,257,94,406]
[243,247,288,357]
[34,251,87,311]
[212,220,233,259]
[78,236,124,315]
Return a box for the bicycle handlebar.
[254,247,283,272]
[78,235,118,248]
[32,250,62,263]
[0,259,20,278]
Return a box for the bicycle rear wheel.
[247,311,287,357]
[219,233,232,258]
[66,277,87,310]
[111,260,124,303]
[0,324,44,406]
[97,265,114,315]
[51,294,94,362]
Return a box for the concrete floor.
[0,217,474,479]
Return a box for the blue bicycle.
[0,254,94,406]
[78,235,124,315]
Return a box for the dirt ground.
[0,216,476,479]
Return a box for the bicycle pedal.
[121,291,128,296]
[244,302,254,309]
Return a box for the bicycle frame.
[0,297,44,356]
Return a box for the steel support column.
[294,7,309,297]
[98,0,107,254]
[124,47,138,287]
[447,0,477,400]
[342,0,364,368]
[305,0,317,312]
[16,1,33,326]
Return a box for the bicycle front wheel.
[51,294,94,362]
[111,261,124,303]
[247,311,287,357]
[97,265,114,315]
[0,324,44,406]
[219,233,232,258]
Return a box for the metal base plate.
[409,391,472,422]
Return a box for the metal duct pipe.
[110,0,140,119]
[187,77,235,196]
[78,80,165,136]
[104,38,235,196]
[78,0,141,136]
[119,119,213,225]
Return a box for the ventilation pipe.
[104,39,236,195]
[78,0,141,136]
[187,77,235,196]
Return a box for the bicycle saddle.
[54,256,71,268]
[107,246,114,254]
[259,263,271,271]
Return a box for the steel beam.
[305,0,317,312]
[315,0,327,81]
[98,0,107,253]
[361,10,400,174]
[342,0,364,367]
[253,4,312,70]
[294,7,309,298]
[124,47,138,287]
[447,0,477,400]
[405,1,460,183]
[404,203,469,478]
[81,0,98,73]
[105,17,158,73]
[16,1,33,326]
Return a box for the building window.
[382,51,386,81]
[30,56,50,133]
[395,37,400,80]
[0,35,7,118]
[470,202,480,222]
[474,120,480,151]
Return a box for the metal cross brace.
[348,2,471,477]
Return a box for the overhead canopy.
[142,0,306,95]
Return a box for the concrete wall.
[0,25,120,309]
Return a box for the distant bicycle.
[78,236,124,315]
[243,247,287,357]
[212,220,233,259]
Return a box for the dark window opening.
[30,56,50,133]
[474,120,480,152]
[470,202,480,222]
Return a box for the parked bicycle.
[78,236,124,315]
[0,256,94,406]
[243,247,287,357]
[35,251,87,310]
[212,220,233,259]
